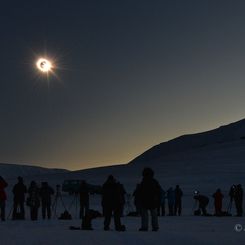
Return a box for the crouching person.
[194,193,209,216]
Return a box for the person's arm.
[0,179,8,188]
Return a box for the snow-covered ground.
[1,216,244,245]
[0,191,244,245]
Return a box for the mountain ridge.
[129,118,245,165]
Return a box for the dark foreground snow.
[0,216,244,245]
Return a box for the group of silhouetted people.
[229,184,243,216]
[0,176,54,221]
[0,171,244,232]
[192,184,243,217]
[14,177,54,220]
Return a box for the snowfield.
[1,216,244,245]
[0,190,244,245]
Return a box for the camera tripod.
[125,193,134,215]
[227,198,233,213]
[67,192,80,218]
[52,185,67,218]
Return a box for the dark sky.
[1,0,245,170]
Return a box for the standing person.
[101,175,125,231]
[133,184,141,216]
[12,176,27,220]
[212,189,224,216]
[193,194,209,216]
[118,182,126,216]
[39,182,54,219]
[174,185,183,216]
[228,185,236,213]
[0,176,8,221]
[158,187,166,216]
[79,180,89,218]
[234,184,243,216]
[138,168,161,232]
[27,181,40,220]
[167,187,175,216]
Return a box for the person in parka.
[39,182,54,219]
[167,187,175,216]
[157,187,166,216]
[133,184,142,215]
[212,189,224,216]
[194,194,209,216]
[138,168,161,231]
[174,185,183,216]
[12,176,27,220]
[79,180,89,218]
[234,184,243,216]
[101,175,125,231]
[118,182,126,216]
[27,181,40,220]
[0,176,8,221]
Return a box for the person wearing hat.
[138,167,161,231]
[12,176,27,220]
[101,175,126,231]
[193,193,209,216]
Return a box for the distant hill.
[129,118,245,165]
[0,162,68,180]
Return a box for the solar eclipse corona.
[36,58,53,73]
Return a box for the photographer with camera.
[40,182,54,219]
[234,184,243,217]
[193,191,209,216]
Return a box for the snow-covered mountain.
[64,118,245,193]
[0,162,68,180]
[129,118,245,165]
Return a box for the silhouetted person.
[158,187,166,216]
[234,184,243,216]
[167,187,175,216]
[174,185,183,216]
[101,175,125,231]
[138,168,161,231]
[27,181,40,220]
[133,184,141,215]
[212,189,224,216]
[228,185,236,213]
[118,182,126,216]
[12,176,27,220]
[0,176,8,221]
[194,194,209,216]
[79,181,89,218]
[40,182,54,219]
